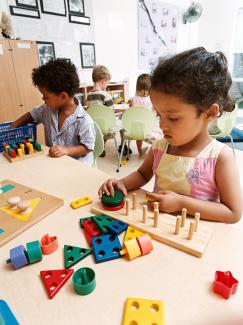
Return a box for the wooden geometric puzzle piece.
[0,197,41,221]
[122,297,164,325]
[91,189,213,258]
[0,180,64,247]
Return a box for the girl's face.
[150,90,210,147]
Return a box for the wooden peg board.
[3,150,44,163]
[91,189,213,258]
[0,180,64,247]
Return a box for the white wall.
[91,0,197,97]
[1,0,243,97]
[197,0,243,61]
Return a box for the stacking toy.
[6,245,29,269]
[40,234,58,255]
[213,271,238,299]
[72,267,96,295]
[120,234,153,260]
[101,190,125,211]
[26,240,42,263]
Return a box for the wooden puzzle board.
[3,150,45,163]
[91,189,213,257]
[0,180,64,246]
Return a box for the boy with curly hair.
[10,58,95,165]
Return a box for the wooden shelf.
[76,82,128,106]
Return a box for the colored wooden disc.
[101,190,124,207]
[102,200,125,211]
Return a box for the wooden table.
[0,148,243,325]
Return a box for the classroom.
[0,0,243,324]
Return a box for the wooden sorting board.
[91,189,213,258]
[3,150,45,163]
[0,180,64,246]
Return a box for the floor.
[96,138,154,192]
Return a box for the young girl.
[98,47,242,223]
[130,74,153,155]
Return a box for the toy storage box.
[0,123,36,152]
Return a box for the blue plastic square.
[106,220,128,235]
[91,234,122,263]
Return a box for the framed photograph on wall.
[67,0,84,15]
[40,0,66,16]
[16,0,38,9]
[37,42,56,66]
[69,14,90,25]
[9,6,40,19]
[80,43,96,69]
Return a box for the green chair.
[210,104,238,155]
[87,105,120,171]
[93,122,104,168]
[118,106,157,171]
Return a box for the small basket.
[0,123,37,152]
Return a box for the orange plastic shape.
[40,234,58,255]
[137,234,153,255]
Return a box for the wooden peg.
[181,208,187,227]
[174,216,181,235]
[142,205,147,223]
[187,221,195,240]
[126,198,130,216]
[154,202,159,210]
[154,209,159,228]
[194,212,200,232]
[132,192,137,210]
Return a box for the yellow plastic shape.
[122,297,164,325]
[120,238,141,260]
[124,226,144,242]
[0,197,41,221]
[70,196,93,209]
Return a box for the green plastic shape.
[64,245,92,269]
[72,267,96,295]
[101,190,124,207]
[26,240,42,264]
[92,215,114,234]
[79,216,93,228]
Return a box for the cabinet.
[0,39,44,142]
[77,82,128,106]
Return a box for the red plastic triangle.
[40,268,74,299]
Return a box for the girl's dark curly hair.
[151,47,235,115]
[32,58,80,96]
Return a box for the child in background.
[10,58,95,166]
[98,47,242,223]
[130,73,155,155]
[86,65,114,108]
[86,65,114,157]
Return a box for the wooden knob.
[17,200,30,211]
[8,196,21,206]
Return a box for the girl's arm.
[148,147,242,223]
[9,113,34,129]
[98,148,154,197]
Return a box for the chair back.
[93,122,104,167]
[121,107,157,140]
[214,104,238,137]
[87,105,116,135]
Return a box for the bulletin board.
[138,0,179,70]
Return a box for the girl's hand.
[98,178,127,198]
[49,145,68,158]
[146,191,182,213]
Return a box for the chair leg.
[229,135,235,157]
[113,136,120,172]
[117,140,127,172]
[127,140,131,160]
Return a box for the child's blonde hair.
[92,65,111,82]
[136,74,151,97]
